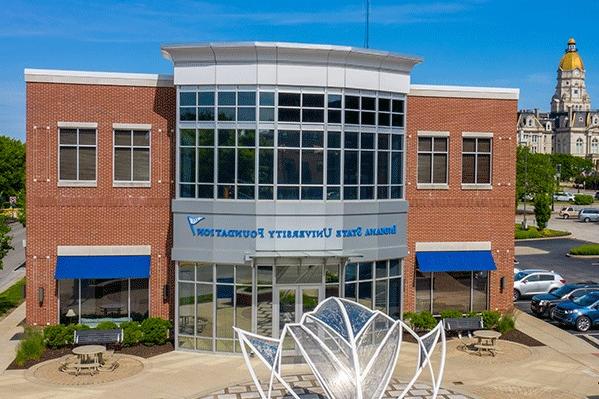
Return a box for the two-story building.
[25,42,517,353]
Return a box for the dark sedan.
[531,281,599,318]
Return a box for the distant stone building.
[518,38,599,169]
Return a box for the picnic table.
[473,330,501,356]
[71,345,106,375]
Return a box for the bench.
[442,317,483,347]
[74,329,123,345]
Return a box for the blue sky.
[2,0,598,140]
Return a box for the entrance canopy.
[416,250,496,273]
[55,255,150,279]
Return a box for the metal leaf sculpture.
[235,297,446,399]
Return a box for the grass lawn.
[0,278,25,317]
[514,224,571,240]
[569,243,599,256]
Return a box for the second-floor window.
[462,137,492,184]
[59,128,96,182]
[114,130,151,183]
[417,136,448,184]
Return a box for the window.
[592,138,598,154]
[344,259,402,319]
[416,271,488,313]
[417,136,448,184]
[462,137,492,185]
[59,128,96,182]
[177,87,405,200]
[576,138,584,154]
[114,130,150,184]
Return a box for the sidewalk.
[0,303,25,373]
[514,308,599,371]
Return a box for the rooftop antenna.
[364,0,370,48]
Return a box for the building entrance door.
[274,285,322,338]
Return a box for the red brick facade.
[405,95,518,312]
[25,80,517,326]
[25,82,176,325]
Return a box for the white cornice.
[410,84,519,100]
[24,69,174,87]
[161,41,422,73]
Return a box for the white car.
[553,192,575,202]
[513,269,566,301]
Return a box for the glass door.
[275,285,322,338]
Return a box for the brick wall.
[25,82,176,325]
[405,95,517,313]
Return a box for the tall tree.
[550,153,594,181]
[0,136,25,201]
[516,146,556,200]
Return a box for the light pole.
[554,164,561,212]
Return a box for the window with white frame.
[462,137,492,184]
[114,130,151,183]
[576,138,584,154]
[417,136,448,184]
[59,128,96,182]
[592,138,599,154]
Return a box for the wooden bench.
[74,329,123,346]
[442,317,484,347]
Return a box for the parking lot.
[515,236,599,348]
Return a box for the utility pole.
[364,0,370,48]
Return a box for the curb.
[515,234,572,242]
[566,253,599,259]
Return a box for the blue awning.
[416,250,496,272]
[55,255,150,280]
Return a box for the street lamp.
[553,164,561,212]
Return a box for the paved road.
[0,222,25,292]
[516,213,599,243]
[515,237,599,347]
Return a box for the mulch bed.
[6,342,174,370]
[500,329,545,347]
[404,329,545,347]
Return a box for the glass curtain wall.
[415,271,489,314]
[178,87,405,201]
[58,278,149,325]
[177,259,403,352]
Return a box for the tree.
[516,147,556,201]
[16,189,25,227]
[0,215,13,269]
[534,193,552,231]
[550,153,593,182]
[0,136,25,202]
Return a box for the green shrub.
[569,244,599,256]
[439,309,463,319]
[515,224,570,239]
[574,194,594,205]
[15,328,45,366]
[481,310,501,329]
[43,325,70,348]
[405,311,437,332]
[120,321,142,347]
[140,318,172,346]
[497,313,516,334]
[96,321,119,330]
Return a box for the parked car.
[578,208,599,223]
[531,282,599,318]
[559,206,580,219]
[514,270,566,301]
[552,292,599,332]
[553,192,575,202]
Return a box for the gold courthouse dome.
[559,37,584,71]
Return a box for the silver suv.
[578,208,599,223]
[513,269,566,301]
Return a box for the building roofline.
[410,84,519,100]
[24,68,174,87]
[160,41,422,74]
